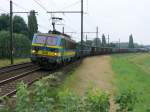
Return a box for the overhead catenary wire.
[0,8,9,13]
[63,14,78,32]
[1,0,51,34]
[32,0,53,24]
[12,2,30,12]
[2,0,30,11]
[60,0,81,10]
[32,0,48,12]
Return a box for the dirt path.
[68,56,115,95]
[65,55,116,111]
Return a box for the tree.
[0,14,9,31]
[0,30,31,58]
[13,16,28,35]
[28,10,38,40]
[102,34,107,47]
[128,34,134,48]
[0,14,28,36]
[92,38,101,47]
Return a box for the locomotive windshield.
[46,36,57,46]
[32,34,58,46]
[33,35,47,44]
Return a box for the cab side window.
[61,38,66,48]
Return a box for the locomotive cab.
[31,31,76,69]
[31,34,62,66]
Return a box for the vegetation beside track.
[0,58,30,67]
[111,53,150,112]
[0,60,110,112]
[1,54,150,112]
[0,76,110,112]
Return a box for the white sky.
[0,0,150,45]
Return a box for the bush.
[115,88,138,112]
[0,30,31,58]
[57,89,82,112]
[31,78,56,112]
[3,76,140,112]
[84,87,110,112]
[12,76,110,112]
[15,82,32,112]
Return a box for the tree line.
[0,10,38,58]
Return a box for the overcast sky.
[0,0,150,45]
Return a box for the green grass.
[58,66,78,93]
[111,53,150,112]
[0,58,30,67]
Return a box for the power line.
[32,0,48,11]
[0,6,9,13]
[63,15,78,33]
[0,8,8,13]
[13,2,30,11]
[3,0,30,12]
[60,0,80,10]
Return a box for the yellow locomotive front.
[31,32,76,69]
[31,33,63,67]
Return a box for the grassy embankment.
[111,53,150,112]
[0,58,30,67]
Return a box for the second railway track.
[0,62,37,81]
[0,63,48,98]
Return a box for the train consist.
[31,30,148,68]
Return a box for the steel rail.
[0,67,40,86]
[2,79,39,98]
[0,62,33,74]
[0,62,31,70]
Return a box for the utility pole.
[108,34,110,47]
[9,6,38,65]
[86,34,87,44]
[119,38,120,51]
[96,27,99,38]
[62,27,64,34]
[10,0,13,65]
[96,27,98,47]
[81,0,84,56]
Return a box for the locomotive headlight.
[32,50,36,53]
[54,53,57,56]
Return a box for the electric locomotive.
[31,30,76,68]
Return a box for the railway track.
[0,63,48,98]
[0,62,33,75]
[0,60,81,99]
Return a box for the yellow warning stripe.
[32,50,75,57]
